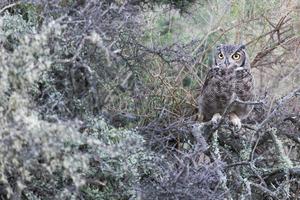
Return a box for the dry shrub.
[134,1,300,199]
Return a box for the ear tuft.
[239,44,246,49]
[216,44,223,49]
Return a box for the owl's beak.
[224,58,230,67]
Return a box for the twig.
[250,183,279,200]
[268,128,293,168]
[257,87,300,131]
[234,99,264,106]
[0,2,19,14]
[225,161,250,168]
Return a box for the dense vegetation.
[0,0,299,199]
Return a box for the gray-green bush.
[0,6,155,199]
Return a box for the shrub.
[0,10,154,199]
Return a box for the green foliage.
[150,0,196,12]
[10,3,42,24]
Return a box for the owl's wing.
[198,67,218,121]
[200,67,217,94]
[235,68,255,101]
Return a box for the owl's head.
[214,44,249,69]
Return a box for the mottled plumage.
[198,44,255,129]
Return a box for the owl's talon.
[231,120,242,131]
[229,113,242,131]
[211,113,222,125]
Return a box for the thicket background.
[0,0,299,199]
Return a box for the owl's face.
[214,44,248,69]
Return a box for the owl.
[198,44,255,130]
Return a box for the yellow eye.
[232,53,241,60]
[218,53,224,59]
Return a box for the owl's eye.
[218,53,224,59]
[232,53,241,60]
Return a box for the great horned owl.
[198,44,255,130]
